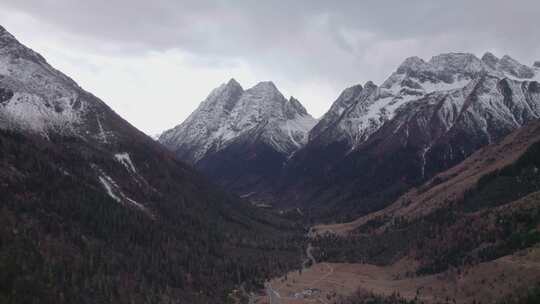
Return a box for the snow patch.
[93,165,152,216]
[98,175,122,202]
[96,117,109,144]
[240,192,256,198]
[114,152,137,174]
[0,40,88,136]
[281,114,317,148]
[0,92,81,135]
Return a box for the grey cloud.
[1,0,539,91]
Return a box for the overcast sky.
[1,0,539,135]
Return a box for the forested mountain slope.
[0,25,304,304]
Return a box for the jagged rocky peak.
[481,52,500,68]
[0,25,47,64]
[307,83,367,144]
[363,80,378,90]
[391,53,486,86]
[251,80,278,91]
[481,52,535,79]
[241,81,286,103]
[201,77,244,114]
[221,77,244,96]
[396,52,484,76]
[0,25,110,139]
[534,61,540,68]
[498,55,535,78]
[285,96,308,118]
[0,25,16,45]
[393,52,540,84]
[311,84,363,123]
[226,77,241,87]
[396,56,430,74]
[309,50,540,152]
[428,52,485,73]
[0,25,10,39]
[159,78,316,163]
[338,84,364,101]
[242,81,288,108]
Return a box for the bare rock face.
[158,51,540,217]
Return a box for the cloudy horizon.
[1,0,539,135]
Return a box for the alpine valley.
[2,18,540,304]
[158,49,540,303]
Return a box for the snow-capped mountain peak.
[363,80,377,90]
[285,96,308,118]
[481,52,535,79]
[0,25,149,147]
[481,52,500,68]
[250,80,279,92]
[0,25,101,139]
[497,55,535,79]
[308,52,540,151]
[159,79,316,163]
[396,56,430,74]
[0,25,47,65]
[307,83,363,143]
[428,52,485,74]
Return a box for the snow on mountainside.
[284,52,540,219]
[0,25,83,135]
[308,52,540,150]
[0,25,123,144]
[159,79,317,163]
[0,25,173,215]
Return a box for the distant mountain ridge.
[285,51,540,219]
[162,50,540,217]
[307,52,540,151]
[159,79,316,163]
[159,78,316,197]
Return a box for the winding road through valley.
[262,242,335,304]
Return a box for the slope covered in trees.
[0,129,306,304]
[305,121,540,302]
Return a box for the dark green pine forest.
[0,129,306,304]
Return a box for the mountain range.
[2,21,540,304]
[161,51,540,221]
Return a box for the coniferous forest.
[0,129,305,304]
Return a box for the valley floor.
[254,246,540,304]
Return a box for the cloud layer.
[1,0,539,134]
